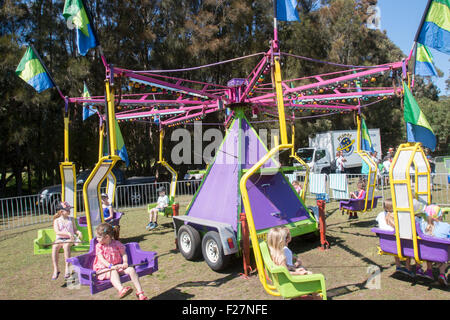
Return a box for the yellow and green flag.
[15,46,54,93]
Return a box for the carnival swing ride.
[28,2,422,298]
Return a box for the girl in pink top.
[93,223,149,300]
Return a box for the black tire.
[201,231,231,271]
[128,186,143,206]
[177,225,201,260]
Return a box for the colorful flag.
[82,82,97,120]
[415,43,438,76]
[63,0,99,56]
[15,46,54,93]
[403,82,436,151]
[416,0,450,55]
[360,117,374,153]
[115,120,129,167]
[276,0,300,22]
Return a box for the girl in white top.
[51,202,83,280]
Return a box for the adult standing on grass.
[336,151,347,174]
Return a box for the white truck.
[296,129,382,174]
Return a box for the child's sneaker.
[423,269,434,281]
[415,266,425,277]
[145,222,154,230]
[149,222,158,230]
[438,274,448,287]
[396,266,413,277]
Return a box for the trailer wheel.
[177,225,201,260]
[202,231,230,271]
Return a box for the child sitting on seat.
[280,227,306,271]
[267,227,311,275]
[51,202,83,280]
[376,199,414,277]
[415,203,449,286]
[292,180,302,196]
[267,227,321,300]
[93,223,149,300]
[348,179,366,219]
[146,186,169,230]
[101,193,114,222]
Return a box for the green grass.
[0,195,448,300]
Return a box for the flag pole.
[414,0,432,42]
[30,44,65,101]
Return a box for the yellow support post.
[290,124,309,201]
[105,80,117,156]
[158,129,178,201]
[240,143,293,297]
[273,56,288,145]
[64,116,70,162]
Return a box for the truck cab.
[297,147,332,174]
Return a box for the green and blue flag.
[15,46,54,93]
[63,0,99,56]
[415,43,438,76]
[276,0,300,22]
[360,117,374,153]
[115,120,129,167]
[403,82,436,151]
[416,0,450,55]
[82,82,97,120]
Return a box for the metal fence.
[1,173,448,232]
[0,180,203,232]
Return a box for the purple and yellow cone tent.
[185,108,316,241]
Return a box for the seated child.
[376,199,414,277]
[93,223,149,300]
[267,227,311,275]
[415,203,449,286]
[146,186,169,230]
[267,227,322,300]
[348,179,367,219]
[101,193,114,222]
[292,180,302,195]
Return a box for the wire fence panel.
[0,176,447,233]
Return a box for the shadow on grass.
[390,272,450,292]
[326,280,369,300]
[151,273,238,300]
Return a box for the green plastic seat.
[259,241,327,300]
[33,224,90,255]
[148,196,175,217]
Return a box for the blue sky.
[378,0,449,96]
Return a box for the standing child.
[51,202,83,280]
[93,223,149,299]
[146,187,169,230]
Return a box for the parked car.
[37,167,155,213]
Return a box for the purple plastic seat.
[371,222,450,263]
[77,211,123,228]
[66,238,158,294]
[340,196,381,213]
